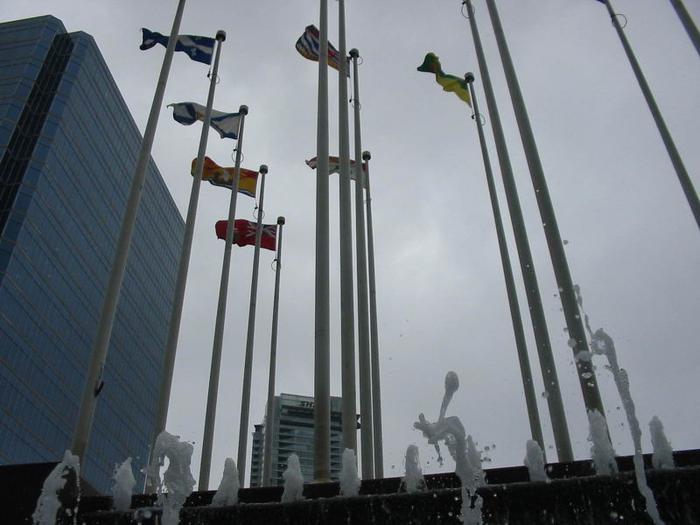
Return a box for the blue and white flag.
[168,102,243,139]
[140,28,215,65]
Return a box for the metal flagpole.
[462,0,556,456]
[71,0,187,462]
[262,216,285,487]
[603,0,700,230]
[464,73,545,453]
[314,0,331,482]
[362,151,384,478]
[349,48,374,478]
[337,0,358,455]
[485,0,606,422]
[237,166,268,486]
[197,107,249,490]
[145,29,226,493]
[668,0,700,58]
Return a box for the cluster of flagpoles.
[70,0,388,491]
[68,0,294,493]
[415,0,699,463]
[302,0,385,480]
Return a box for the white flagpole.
[362,151,384,478]
[145,29,226,493]
[485,0,606,426]
[237,166,268,487]
[314,0,331,482]
[337,0,358,457]
[71,0,187,462]
[668,0,700,58]
[464,73,545,454]
[197,107,249,490]
[462,0,548,456]
[349,48,374,478]
[263,216,285,487]
[603,0,700,230]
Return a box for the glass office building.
[0,16,184,492]
[250,393,345,487]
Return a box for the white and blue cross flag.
[140,28,215,65]
[168,102,243,139]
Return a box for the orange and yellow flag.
[191,157,258,197]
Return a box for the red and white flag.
[215,219,277,251]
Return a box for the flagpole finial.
[239,105,249,115]
[216,30,226,42]
[349,48,359,58]
[465,72,475,83]
[259,165,268,174]
[362,151,371,161]
[277,216,285,225]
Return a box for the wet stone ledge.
[72,465,700,525]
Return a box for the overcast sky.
[4,0,700,487]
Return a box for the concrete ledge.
[74,466,700,524]
[8,450,700,524]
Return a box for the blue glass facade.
[0,16,184,493]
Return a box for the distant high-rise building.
[0,15,183,492]
[250,393,346,487]
[249,424,264,487]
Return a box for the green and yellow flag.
[417,52,471,107]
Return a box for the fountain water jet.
[587,409,617,476]
[591,329,665,525]
[414,371,484,524]
[401,444,426,493]
[649,416,675,470]
[151,431,195,525]
[32,450,80,525]
[524,439,548,482]
[211,458,239,506]
[339,448,361,497]
[281,454,304,502]
[112,457,135,512]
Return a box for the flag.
[215,219,277,251]
[168,102,243,139]
[417,52,471,107]
[140,28,215,65]
[305,156,367,188]
[295,25,348,75]
[191,157,258,197]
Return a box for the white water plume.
[112,457,135,512]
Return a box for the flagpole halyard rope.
[611,12,628,29]
[471,111,486,127]
[461,0,471,19]
[230,149,244,164]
